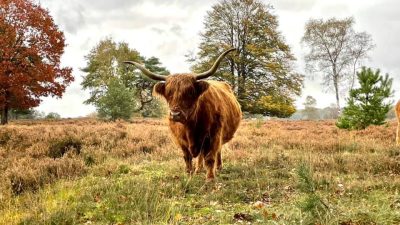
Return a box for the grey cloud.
[169,0,215,9]
[56,3,85,34]
[40,0,137,35]
[79,3,191,32]
[270,0,318,12]
[42,0,214,34]
[151,27,165,35]
[40,0,86,34]
[150,24,182,36]
[170,24,182,36]
[79,38,93,52]
[357,0,400,72]
[157,41,180,57]
[360,0,400,22]
[320,3,349,16]
[79,0,139,11]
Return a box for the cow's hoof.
[206,177,215,183]
[206,175,216,182]
[186,170,194,176]
[186,168,194,176]
[195,168,204,174]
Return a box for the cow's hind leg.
[397,122,400,145]
[217,150,222,171]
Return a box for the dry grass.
[0,118,399,224]
[0,119,172,197]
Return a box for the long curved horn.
[124,61,167,81]
[195,47,236,80]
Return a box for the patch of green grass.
[1,159,289,224]
[9,164,182,224]
[2,156,400,224]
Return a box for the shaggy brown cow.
[396,100,400,145]
[125,48,241,181]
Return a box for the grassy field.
[0,118,399,224]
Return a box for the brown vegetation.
[1,118,398,197]
[0,118,171,198]
[0,118,399,224]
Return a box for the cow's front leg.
[204,151,217,181]
[204,134,222,182]
[195,153,204,173]
[188,139,201,173]
[182,148,194,175]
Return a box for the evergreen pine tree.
[337,67,393,129]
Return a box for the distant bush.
[140,98,167,118]
[45,112,61,119]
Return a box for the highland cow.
[124,48,241,181]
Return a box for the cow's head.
[124,48,235,123]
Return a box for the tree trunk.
[229,59,236,94]
[237,72,245,100]
[333,69,341,114]
[350,59,358,90]
[335,90,340,114]
[1,106,8,125]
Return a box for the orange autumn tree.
[0,0,73,124]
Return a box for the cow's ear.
[196,80,209,96]
[153,82,166,96]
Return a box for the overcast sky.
[36,0,400,118]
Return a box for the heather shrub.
[48,137,82,159]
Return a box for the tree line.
[9,109,61,120]
[0,0,396,130]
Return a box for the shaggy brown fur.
[154,75,242,181]
[396,100,400,145]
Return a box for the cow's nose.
[170,111,181,116]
